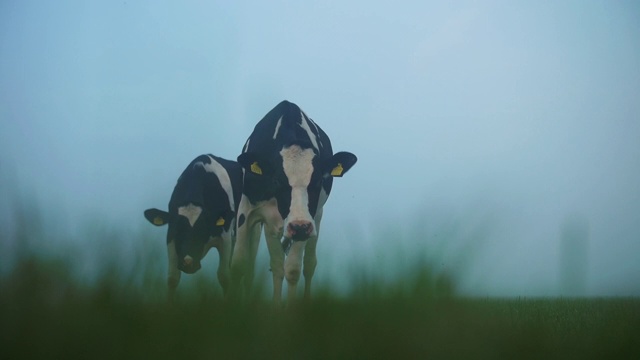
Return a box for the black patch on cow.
[238,213,246,228]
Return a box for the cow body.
[231,101,357,303]
[144,154,242,300]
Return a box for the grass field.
[1,255,639,360]
[1,202,637,359]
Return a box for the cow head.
[238,145,357,241]
[144,204,232,274]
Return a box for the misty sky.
[1,1,639,296]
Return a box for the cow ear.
[206,211,233,236]
[144,208,172,226]
[214,211,234,231]
[326,152,357,177]
[238,152,268,176]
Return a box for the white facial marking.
[281,145,315,187]
[299,111,319,151]
[280,145,315,224]
[178,204,202,227]
[273,115,283,139]
[202,155,235,211]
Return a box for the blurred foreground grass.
[1,201,638,359]
[1,255,638,359]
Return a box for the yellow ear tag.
[153,217,164,225]
[216,217,225,226]
[331,163,344,176]
[250,161,263,175]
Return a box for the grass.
[1,255,639,360]
[1,201,638,359]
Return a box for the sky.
[1,0,639,296]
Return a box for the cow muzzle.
[180,255,201,274]
[286,221,314,241]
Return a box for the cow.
[230,100,357,303]
[144,154,242,301]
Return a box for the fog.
[1,1,639,296]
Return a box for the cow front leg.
[265,232,285,304]
[244,223,262,298]
[216,233,232,297]
[302,236,318,300]
[167,241,181,303]
[230,221,262,300]
[230,221,250,300]
[285,240,308,303]
[303,215,321,300]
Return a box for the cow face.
[238,146,357,241]
[144,204,231,274]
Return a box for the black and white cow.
[144,154,242,300]
[230,100,357,303]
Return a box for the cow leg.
[303,237,318,300]
[263,208,285,304]
[230,220,261,300]
[303,214,322,300]
[167,241,181,303]
[265,232,285,304]
[216,233,232,297]
[285,240,307,303]
[244,223,262,298]
[230,220,250,300]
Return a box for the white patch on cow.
[178,204,202,227]
[299,112,319,151]
[273,115,283,139]
[280,145,315,229]
[202,155,235,211]
[301,110,323,150]
[242,138,251,153]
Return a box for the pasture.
[1,253,638,359]
[1,204,638,359]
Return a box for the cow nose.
[288,221,313,240]
[183,255,193,266]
